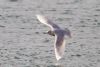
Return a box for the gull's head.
[47,30,55,36]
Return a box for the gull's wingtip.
[36,14,48,24]
[55,48,63,61]
[56,54,62,61]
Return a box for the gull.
[36,14,71,61]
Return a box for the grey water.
[0,0,100,67]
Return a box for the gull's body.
[36,14,71,61]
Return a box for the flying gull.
[36,14,71,61]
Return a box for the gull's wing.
[36,14,60,30]
[54,32,66,60]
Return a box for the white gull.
[36,14,71,61]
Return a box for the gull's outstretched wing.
[54,32,66,60]
[36,14,60,30]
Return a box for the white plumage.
[36,14,71,61]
